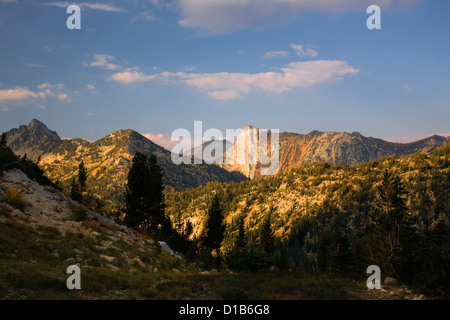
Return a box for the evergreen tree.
[331,212,354,274]
[235,214,248,251]
[0,132,7,148]
[371,169,414,277]
[70,177,82,202]
[147,154,166,231]
[202,195,225,253]
[124,152,166,231]
[78,160,87,194]
[260,213,275,255]
[428,217,450,284]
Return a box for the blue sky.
[0,0,449,149]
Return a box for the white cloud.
[43,2,126,13]
[177,0,423,35]
[87,54,121,70]
[38,83,64,90]
[57,93,70,102]
[208,90,242,100]
[109,60,359,100]
[0,83,71,103]
[39,105,47,110]
[290,44,319,58]
[109,70,157,83]
[86,84,95,90]
[0,86,50,102]
[1,0,17,3]
[264,50,289,59]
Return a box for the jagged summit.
[5,118,60,160]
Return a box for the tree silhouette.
[78,160,87,194]
[202,195,225,253]
[125,152,165,231]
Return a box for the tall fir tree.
[202,195,225,253]
[78,160,87,194]
[0,132,7,148]
[371,169,415,277]
[70,177,82,202]
[124,152,166,231]
[235,214,248,251]
[260,213,275,255]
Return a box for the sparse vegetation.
[4,188,25,211]
[67,206,88,222]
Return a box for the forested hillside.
[166,143,450,293]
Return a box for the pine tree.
[147,154,165,231]
[235,215,247,251]
[124,152,166,231]
[202,195,225,252]
[78,160,87,194]
[0,132,7,148]
[371,169,414,277]
[70,177,82,202]
[260,213,274,255]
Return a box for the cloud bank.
[177,0,423,35]
[108,60,359,100]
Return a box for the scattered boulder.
[11,209,26,218]
[132,257,146,270]
[105,263,120,270]
[64,257,76,264]
[100,255,119,267]
[157,241,174,256]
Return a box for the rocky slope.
[0,168,189,271]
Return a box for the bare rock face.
[217,126,449,179]
[6,119,61,161]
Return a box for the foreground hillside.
[1,169,425,300]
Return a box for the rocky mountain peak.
[5,119,61,161]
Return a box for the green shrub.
[4,188,25,211]
[67,206,88,221]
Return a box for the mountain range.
[4,119,247,207]
[190,125,449,179]
[4,119,448,206]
